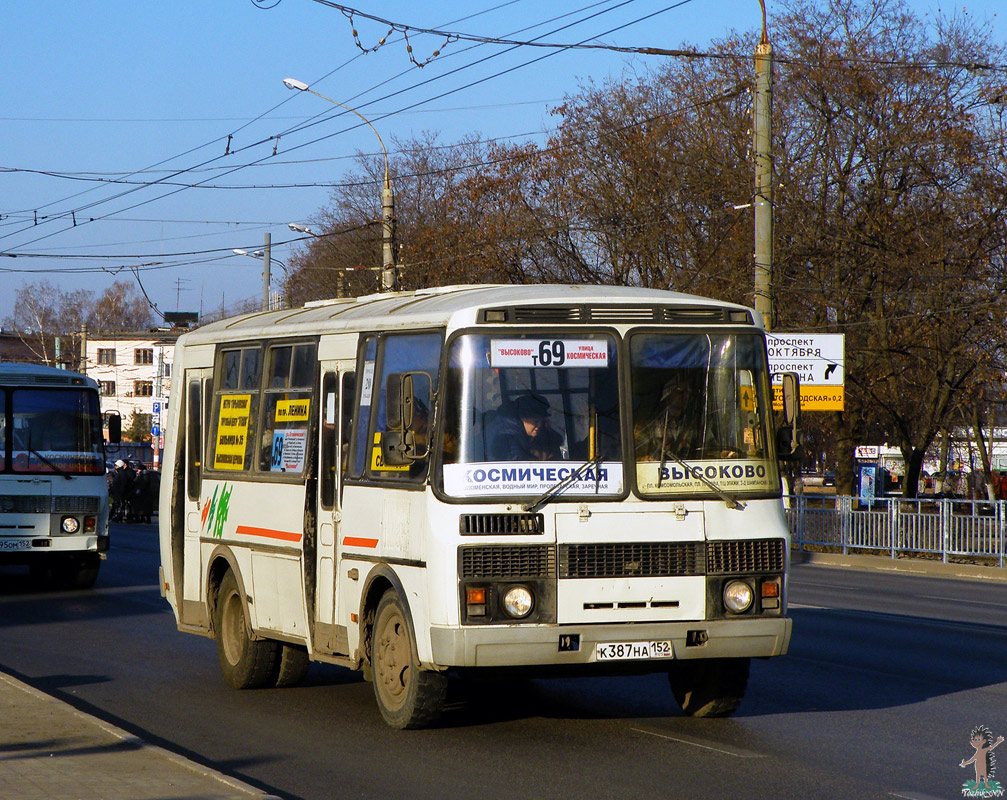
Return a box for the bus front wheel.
[274,643,310,687]
[668,657,749,718]
[51,554,100,590]
[214,570,279,689]
[371,590,447,729]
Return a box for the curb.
[0,670,282,800]
[791,550,1007,583]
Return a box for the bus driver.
[487,393,562,461]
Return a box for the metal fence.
[786,495,1007,568]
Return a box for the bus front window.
[629,332,780,497]
[10,389,104,475]
[442,333,623,499]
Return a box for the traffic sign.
[768,333,845,411]
[151,424,160,437]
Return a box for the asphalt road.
[1,523,1005,800]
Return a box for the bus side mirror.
[776,372,802,460]
[383,372,431,466]
[385,373,414,431]
[107,412,122,445]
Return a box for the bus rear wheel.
[371,590,447,729]
[668,657,749,718]
[214,570,279,689]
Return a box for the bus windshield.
[7,388,105,475]
[442,332,623,498]
[629,332,779,496]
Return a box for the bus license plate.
[595,640,673,661]
[0,538,33,551]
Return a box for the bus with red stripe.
[158,284,798,728]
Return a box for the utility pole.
[79,323,87,374]
[262,232,272,311]
[381,184,397,292]
[753,1,774,331]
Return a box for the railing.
[786,495,1006,568]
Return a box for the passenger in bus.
[487,393,562,461]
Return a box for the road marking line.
[916,594,1007,607]
[630,727,765,758]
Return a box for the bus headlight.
[723,580,754,614]
[502,585,534,619]
[61,516,80,534]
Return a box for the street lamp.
[283,77,398,292]
[287,221,383,299]
[233,246,288,309]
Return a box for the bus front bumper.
[429,616,791,669]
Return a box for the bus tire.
[668,657,749,718]
[371,590,447,729]
[274,643,310,688]
[52,554,100,590]
[214,570,279,689]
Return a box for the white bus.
[0,363,115,588]
[158,284,796,728]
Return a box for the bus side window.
[186,379,202,501]
[340,371,355,478]
[320,373,336,510]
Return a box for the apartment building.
[84,332,180,459]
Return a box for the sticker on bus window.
[635,459,777,495]
[214,394,251,470]
[360,361,376,406]
[271,429,307,472]
[275,398,310,423]
[490,340,608,368]
[443,462,623,496]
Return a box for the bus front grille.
[459,513,544,535]
[0,495,48,514]
[51,496,101,513]
[707,539,786,574]
[560,542,704,579]
[459,545,556,578]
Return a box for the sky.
[1,0,1004,326]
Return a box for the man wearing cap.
[487,393,562,461]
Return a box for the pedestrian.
[133,468,155,524]
[109,459,134,522]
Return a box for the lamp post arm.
[303,88,391,189]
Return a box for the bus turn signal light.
[761,581,780,598]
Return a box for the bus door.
[178,367,212,624]
[314,364,354,655]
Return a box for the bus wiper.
[523,455,604,514]
[27,435,73,480]
[656,408,745,510]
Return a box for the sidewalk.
[0,670,278,800]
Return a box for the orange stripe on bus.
[235,525,303,543]
[342,536,379,549]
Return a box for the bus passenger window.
[258,343,316,475]
[210,346,260,472]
